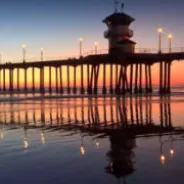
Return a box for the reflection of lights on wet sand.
[24,140,29,149]
[109,162,113,172]
[160,154,166,164]
[170,149,175,156]
[40,133,45,145]
[95,141,100,148]
[0,132,4,139]
[80,146,85,155]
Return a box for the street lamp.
[168,34,173,53]
[40,48,44,61]
[79,37,83,57]
[22,44,27,63]
[158,28,163,53]
[0,52,3,64]
[170,149,175,156]
[94,41,99,54]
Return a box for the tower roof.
[118,39,136,44]
[103,12,135,25]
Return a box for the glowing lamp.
[168,34,173,39]
[170,149,175,155]
[158,28,163,33]
[94,42,99,46]
[79,37,83,42]
[22,44,27,49]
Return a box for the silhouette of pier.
[0,51,184,95]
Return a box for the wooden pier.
[0,52,183,95]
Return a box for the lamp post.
[94,41,99,54]
[40,48,44,61]
[79,37,83,57]
[168,34,172,53]
[22,44,27,63]
[158,28,163,53]
[0,52,3,64]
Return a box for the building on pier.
[103,5,136,54]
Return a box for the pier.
[0,51,183,95]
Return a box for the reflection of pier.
[0,97,183,184]
[106,133,136,183]
[0,97,177,136]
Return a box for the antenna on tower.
[114,0,119,13]
[121,1,124,12]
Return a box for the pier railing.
[4,47,184,64]
[84,47,184,55]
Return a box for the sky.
[0,0,184,86]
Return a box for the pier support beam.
[117,65,123,94]
[3,69,5,91]
[87,64,92,94]
[55,67,59,93]
[24,68,27,92]
[67,66,71,94]
[115,65,120,94]
[73,66,77,94]
[134,64,138,94]
[139,64,142,93]
[145,64,148,93]
[32,68,35,92]
[102,64,107,94]
[122,66,126,94]
[80,65,85,94]
[9,69,13,92]
[164,62,167,93]
[148,65,153,93]
[40,67,45,94]
[159,61,171,94]
[167,62,171,93]
[17,68,20,92]
[159,62,163,93]
[49,66,52,94]
[93,65,100,94]
[124,65,129,93]
[130,64,133,94]
[60,66,63,94]
[110,64,113,94]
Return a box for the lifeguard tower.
[103,1,136,54]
